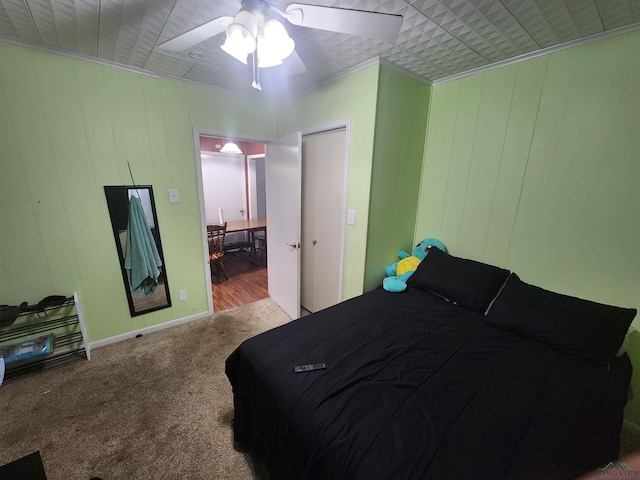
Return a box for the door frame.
[193,128,273,315]
[247,153,266,220]
[193,120,350,316]
[300,118,351,307]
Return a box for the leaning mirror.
[104,186,171,316]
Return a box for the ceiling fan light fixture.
[221,9,258,64]
[221,37,250,64]
[220,141,243,154]
[257,19,295,68]
[231,10,258,43]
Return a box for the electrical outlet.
[179,290,187,301]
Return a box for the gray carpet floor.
[0,298,291,480]
[1,297,639,479]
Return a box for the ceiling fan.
[157,0,403,90]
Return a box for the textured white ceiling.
[1,0,639,96]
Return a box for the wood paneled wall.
[417,31,640,306]
[416,30,640,424]
[0,42,275,342]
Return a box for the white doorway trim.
[300,118,351,305]
[193,128,273,315]
[192,120,350,315]
[247,153,266,220]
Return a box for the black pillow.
[485,273,637,362]
[407,247,510,314]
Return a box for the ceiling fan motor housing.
[242,0,271,19]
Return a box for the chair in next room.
[207,223,228,281]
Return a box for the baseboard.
[623,419,640,435]
[89,310,212,350]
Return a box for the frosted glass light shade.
[221,37,250,64]
[220,142,243,154]
[221,9,257,64]
[258,19,295,68]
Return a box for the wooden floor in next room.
[211,250,268,312]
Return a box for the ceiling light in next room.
[220,141,243,154]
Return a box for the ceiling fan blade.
[284,3,402,42]
[283,50,307,76]
[157,16,233,52]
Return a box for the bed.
[225,248,636,480]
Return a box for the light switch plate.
[347,209,356,226]
[168,189,180,203]
[179,290,187,301]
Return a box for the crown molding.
[0,36,162,80]
[0,36,268,100]
[5,19,639,98]
[378,58,433,86]
[432,22,640,86]
[285,56,383,98]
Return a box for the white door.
[266,132,302,319]
[301,130,347,313]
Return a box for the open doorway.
[200,136,268,312]
[194,122,349,319]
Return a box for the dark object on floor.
[223,240,255,261]
[0,451,47,480]
[223,228,256,266]
[0,302,27,327]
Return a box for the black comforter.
[226,287,632,480]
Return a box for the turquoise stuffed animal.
[383,238,447,292]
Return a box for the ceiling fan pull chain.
[256,55,261,91]
[251,51,262,91]
[251,51,257,90]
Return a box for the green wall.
[0,42,275,342]
[416,30,640,424]
[277,64,430,297]
[364,66,430,291]
[0,42,426,342]
[276,66,380,300]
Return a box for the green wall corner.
[364,66,430,292]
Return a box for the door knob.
[287,243,301,249]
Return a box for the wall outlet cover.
[347,209,356,225]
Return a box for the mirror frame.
[104,185,172,316]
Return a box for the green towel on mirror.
[124,195,162,298]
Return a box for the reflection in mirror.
[104,186,171,316]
